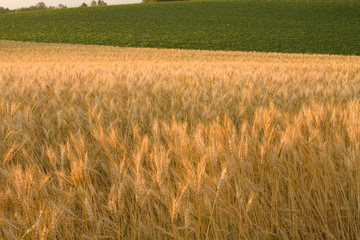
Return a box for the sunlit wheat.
[1,40,360,239]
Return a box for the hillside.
[0,0,359,55]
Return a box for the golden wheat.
[1,40,360,239]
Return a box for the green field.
[0,0,359,55]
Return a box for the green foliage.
[0,7,14,14]
[0,0,359,55]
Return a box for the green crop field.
[0,0,359,55]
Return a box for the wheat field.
[1,40,360,239]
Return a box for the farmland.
[0,0,359,55]
[1,40,360,239]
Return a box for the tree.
[80,3,88,7]
[35,2,47,10]
[16,2,48,12]
[98,0,107,6]
[58,4,67,8]
[91,0,97,6]
[0,6,14,14]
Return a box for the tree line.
[81,1,108,7]
[0,1,108,14]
